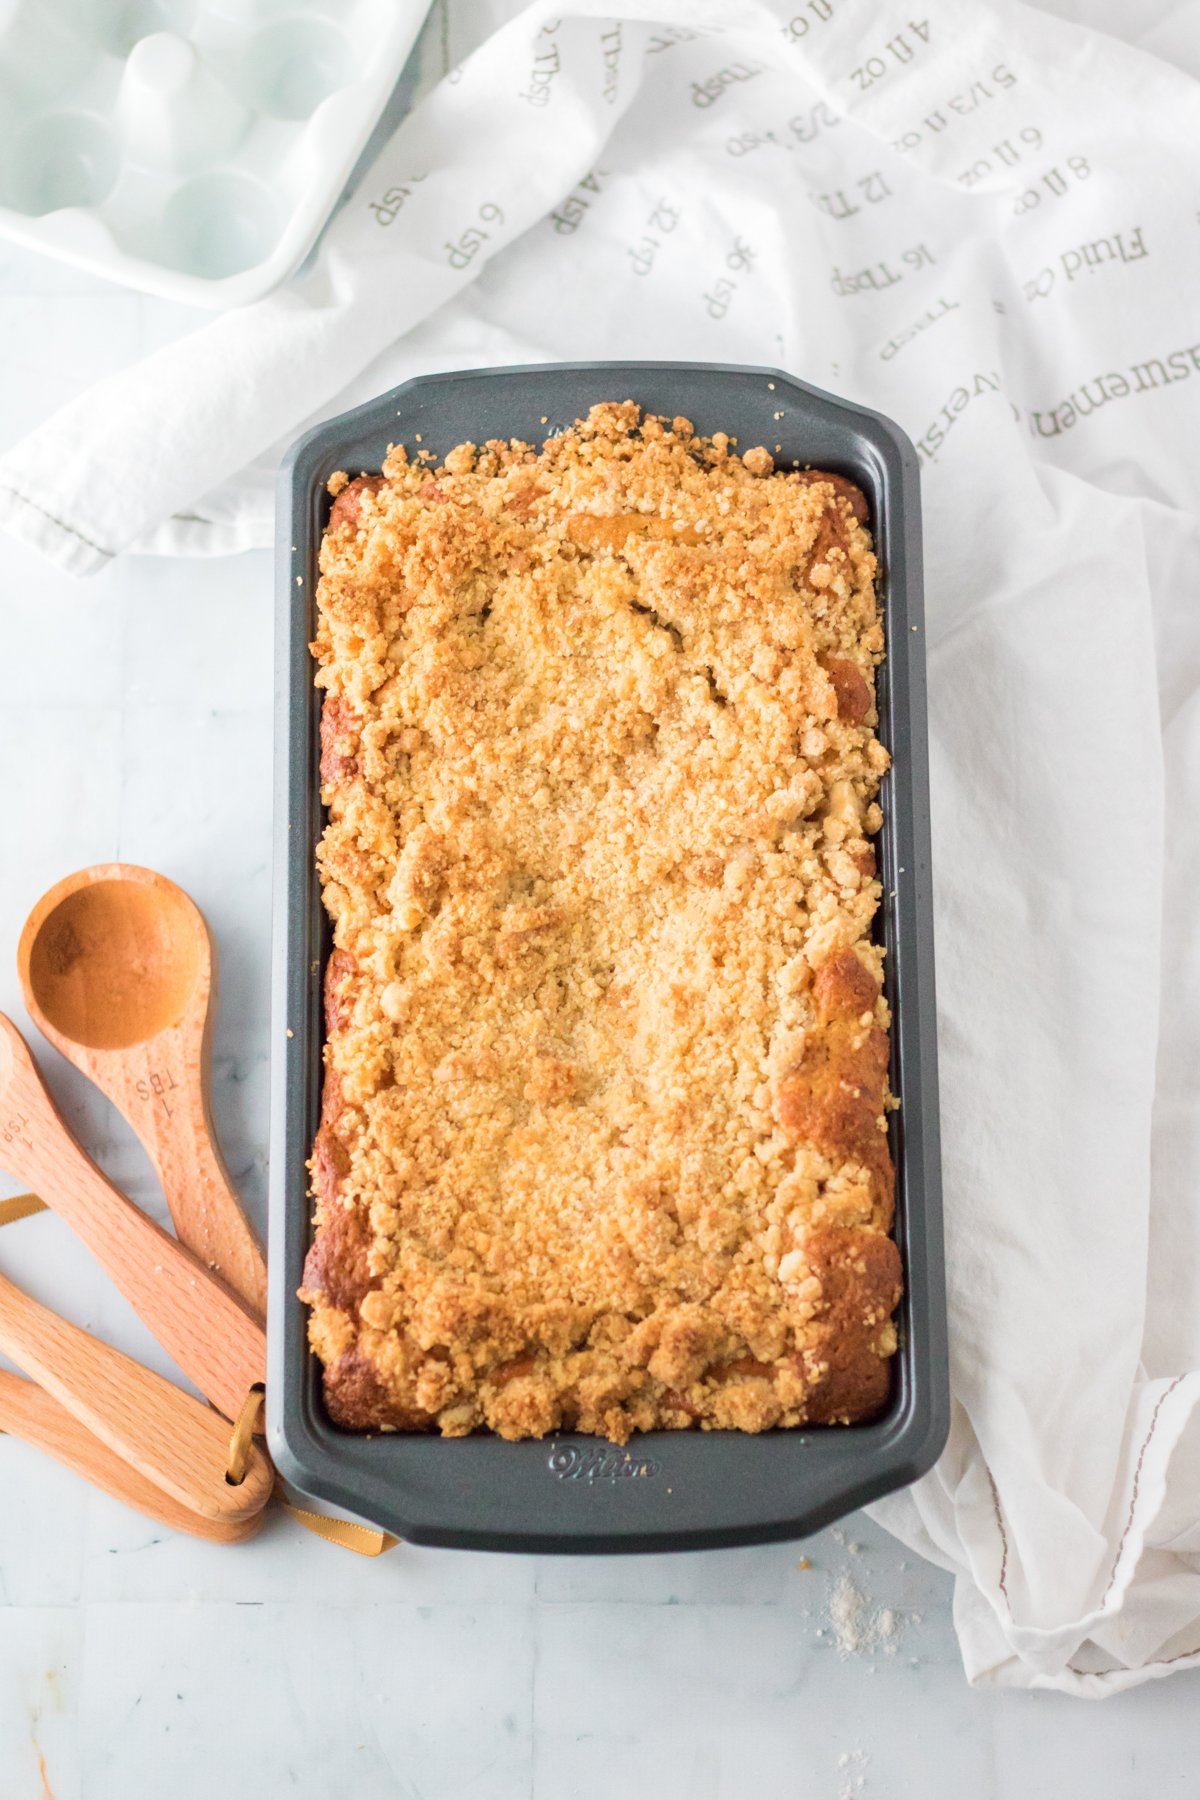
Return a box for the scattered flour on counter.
[836,1747,870,1797]
[826,1570,902,1658]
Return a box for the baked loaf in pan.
[301,402,900,1444]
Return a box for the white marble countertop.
[2,9,1199,1795]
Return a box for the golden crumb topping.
[301,401,899,1444]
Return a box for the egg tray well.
[0,0,427,307]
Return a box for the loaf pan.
[269,361,948,1553]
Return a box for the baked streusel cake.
[301,401,900,1444]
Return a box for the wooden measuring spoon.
[0,1268,271,1523]
[0,1014,265,1423]
[17,865,267,1318]
[0,1371,262,1544]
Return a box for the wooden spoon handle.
[0,1269,271,1523]
[0,1370,263,1545]
[115,1040,267,1320]
[0,1016,266,1422]
[188,1125,268,1320]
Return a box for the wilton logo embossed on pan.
[548,1446,659,1483]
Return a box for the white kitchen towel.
[4,0,1200,1696]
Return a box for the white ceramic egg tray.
[0,0,429,308]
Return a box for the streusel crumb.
[301,401,900,1443]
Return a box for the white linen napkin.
[4,0,1199,1696]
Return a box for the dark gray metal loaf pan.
[269,361,947,1553]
